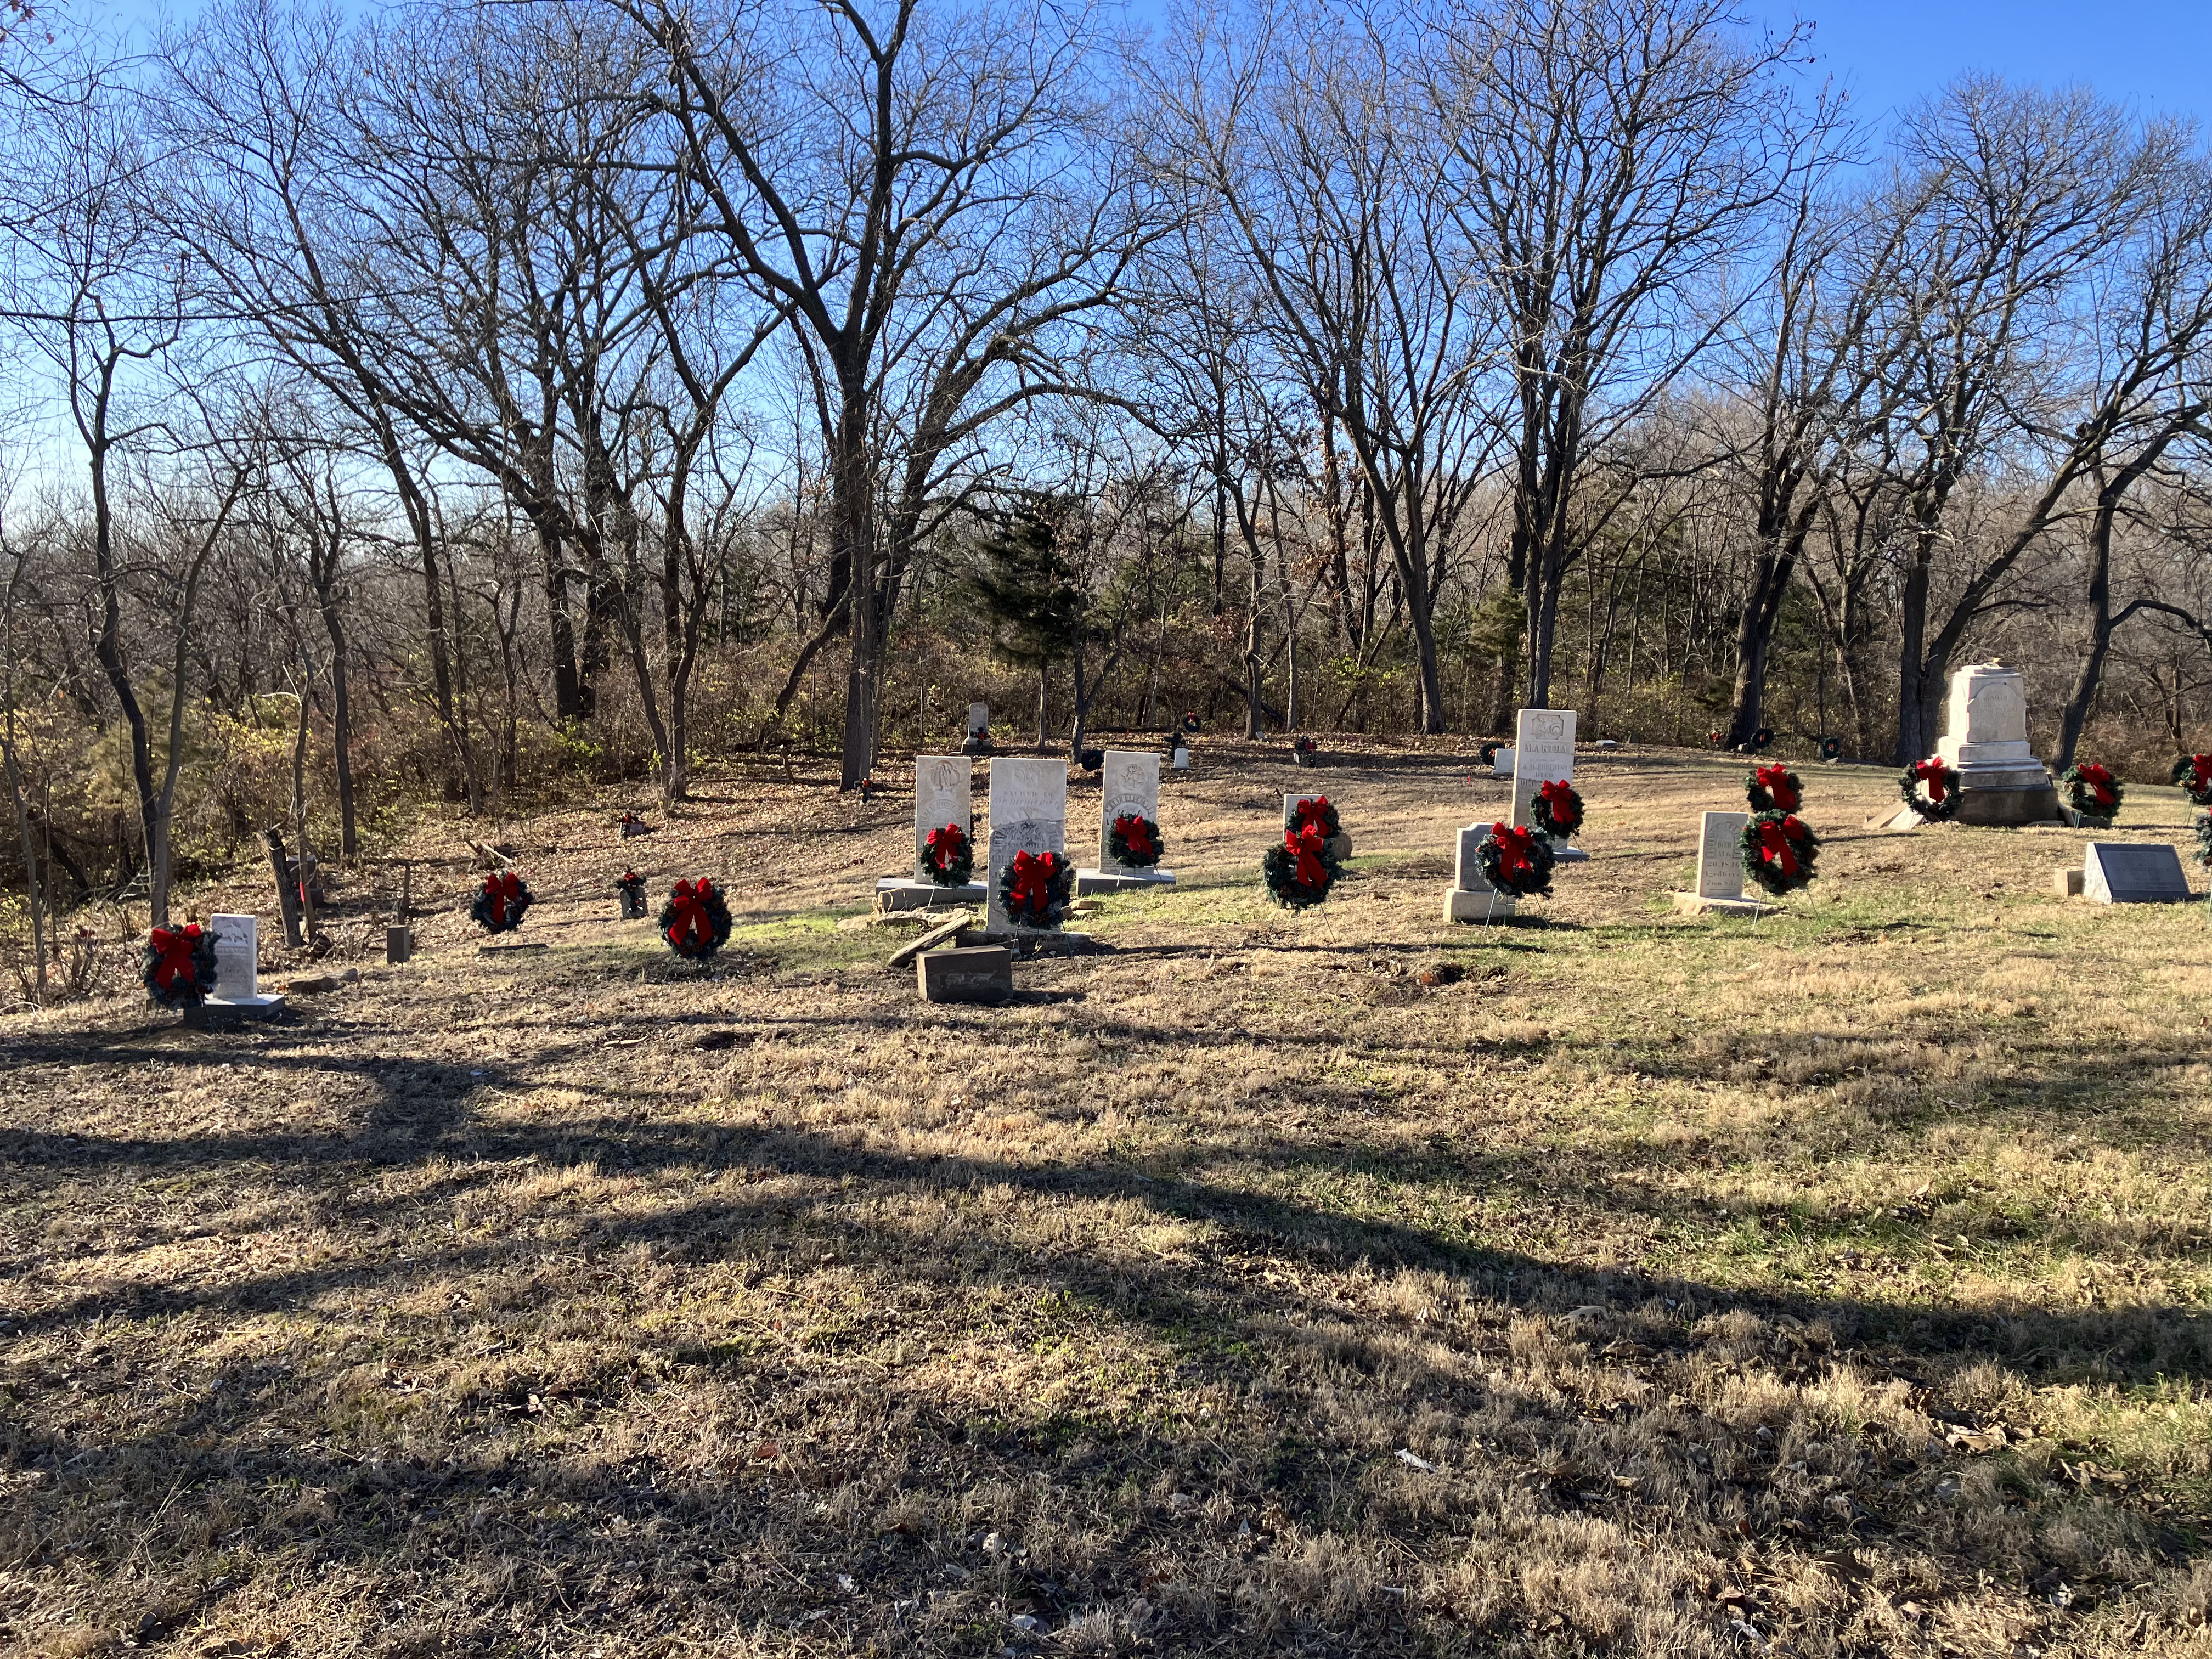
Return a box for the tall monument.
[1934,663,2061,826]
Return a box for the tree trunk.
[2055,490,2123,774]
[1892,531,1937,765]
[833,386,878,790]
[1724,542,1796,747]
[323,607,357,858]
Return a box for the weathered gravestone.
[1933,662,2062,826]
[186,913,286,1026]
[1509,708,1586,862]
[1283,793,1354,861]
[1076,749,1176,894]
[1671,812,1767,916]
[2082,842,2191,904]
[917,944,1014,1004]
[1442,823,1516,924]
[1492,747,1515,779]
[986,758,1078,938]
[876,756,985,912]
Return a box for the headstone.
[986,758,1073,936]
[2052,867,2084,899]
[386,925,413,963]
[2082,842,2190,904]
[1171,741,1191,771]
[967,703,989,739]
[917,944,1014,1004]
[1671,811,1766,916]
[1443,823,1515,923]
[1509,708,1585,861]
[1283,793,1353,861]
[1933,663,2061,825]
[194,913,286,1022]
[876,755,986,911]
[1076,749,1176,894]
[1491,748,1515,779]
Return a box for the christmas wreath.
[661,877,733,961]
[1264,821,1341,908]
[1108,812,1163,868]
[1180,711,1203,734]
[614,870,648,918]
[922,821,974,887]
[1819,736,1844,761]
[619,811,653,838]
[2062,762,2123,823]
[2172,754,2212,806]
[2196,812,2212,870]
[998,848,1074,928]
[1898,757,1961,822]
[1477,821,1554,899]
[1740,810,1819,894]
[1531,779,1584,841]
[1746,762,1803,814]
[142,922,219,1008]
[1289,794,1342,840]
[1477,741,1502,768]
[472,871,534,933]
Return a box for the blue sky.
[1742,1,2210,128]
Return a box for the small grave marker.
[1076,750,1176,894]
[986,758,1077,939]
[1672,812,1767,916]
[876,756,985,911]
[187,913,286,1025]
[1442,823,1515,924]
[918,944,1013,1003]
[2082,842,2190,904]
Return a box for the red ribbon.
[666,877,716,949]
[1114,814,1156,857]
[1758,816,1804,876]
[926,822,967,871]
[1912,758,1949,803]
[483,871,522,926]
[1294,795,1332,833]
[1537,780,1577,823]
[1754,764,1799,811]
[1490,821,1537,882]
[2076,763,2117,808]
[1285,823,1329,888]
[148,924,204,993]
[1008,849,1058,919]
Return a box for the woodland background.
[7,0,2212,986]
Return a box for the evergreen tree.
[966,500,1084,745]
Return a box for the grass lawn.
[3,742,2209,1657]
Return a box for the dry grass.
[2,743,2209,1657]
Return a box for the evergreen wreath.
[1264,822,1341,908]
[1740,810,1819,894]
[661,877,733,961]
[1898,757,1962,822]
[2062,762,2123,823]
[2172,754,2212,807]
[1531,779,1584,841]
[2196,811,2212,870]
[1289,794,1342,840]
[1819,736,1844,761]
[1745,763,1803,814]
[1477,821,1555,899]
[922,821,975,887]
[142,922,219,1008]
[472,871,534,933]
[614,870,648,918]
[1108,812,1164,868]
[998,848,1074,928]
[1476,741,1503,767]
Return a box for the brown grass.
[2,742,2209,1657]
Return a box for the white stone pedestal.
[191,914,290,1020]
[1442,823,1517,923]
[1934,663,2061,825]
[1672,811,1769,916]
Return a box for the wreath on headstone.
[1745,763,1802,814]
[1477,821,1554,899]
[661,877,733,961]
[2195,812,2212,871]
[142,922,219,1008]
[999,849,1074,928]
[1819,736,1844,761]
[2172,754,2212,806]
[923,821,974,887]
[472,871,534,933]
[1531,779,1584,841]
[1108,812,1163,868]
[1740,811,1818,894]
[1264,821,1341,908]
[2061,762,2122,823]
[1180,711,1203,734]
[1290,794,1341,840]
[614,870,648,918]
[1898,757,1961,822]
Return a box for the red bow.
[1538,779,1576,820]
[2076,763,2117,808]
[148,924,205,993]
[1912,758,1949,803]
[1757,816,1804,876]
[1008,849,1058,919]
[1114,814,1156,857]
[1754,764,1799,811]
[926,822,966,871]
[483,871,523,926]
[1294,795,1331,832]
[666,877,716,948]
[1279,823,1326,888]
[2192,755,2212,793]
[1491,821,1537,882]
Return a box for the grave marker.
[986,758,1074,936]
[2083,842,2191,904]
[876,756,985,911]
[1442,823,1516,924]
[1930,662,2061,826]
[1509,708,1585,861]
[191,913,286,1023]
[1076,749,1176,894]
[1671,812,1767,916]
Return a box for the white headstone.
[966,702,990,738]
[913,756,973,880]
[1443,822,1515,922]
[1492,748,1516,779]
[1509,708,1576,828]
[208,913,257,1000]
[1454,823,1498,894]
[2082,842,2191,904]
[1696,812,1749,902]
[1171,743,1190,771]
[986,758,1068,933]
[1934,663,2047,789]
[1098,749,1161,868]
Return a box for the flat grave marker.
[2083,842,2191,904]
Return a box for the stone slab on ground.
[183,993,287,1029]
[875,877,988,912]
[1671,893,1770,917]
[917,944,1012,1004]
[1073,867,1177,895]
[2083,842,2191,904]
[478,941,549,954]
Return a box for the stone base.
[917,945,1013,1003]
[1444,887,1516,924]
[1550,843,1589,864]
[1671,892,1770,917]
[1073,867,1177,895]
[183,994,287,1028]
[2053,867,2085,898]
[875,877,988,911]
[980,929,1101,955]
[1956,783,2062,827]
